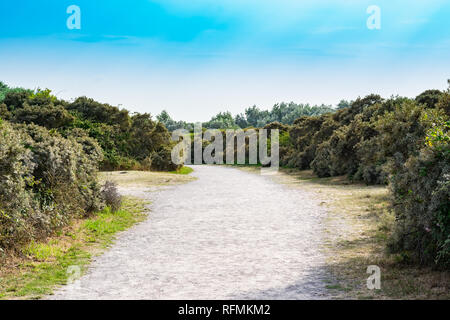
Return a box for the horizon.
[1,0,449,122]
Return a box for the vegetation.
[1,78,448,274]
[161,83,449,268]
[0,81,181,257]
[278,86,450,268]
[0,170,194,299]
[0,120,103,251]
[156,102,334,131]
[0,198,147,299]
[0,82,179,172]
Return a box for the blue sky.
[0,0,449,121]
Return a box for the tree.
[416,89,444,109]
[337,100,351,109]
[203,111,237,129]
[234,113,248,128]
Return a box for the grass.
[0,168,195,300]
[169,166,194,175]
[238,166,450,300]
[0,198,147,300]
[99,168,195,187]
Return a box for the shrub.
[0,103,11,120]
[0,120,36,248]
[0,121,104,250]
[354,98,431,184]
[101,181,122,213]
[13,103,74,129]
[437,91,450,116]
[388,114,450,268]
[2,90,30,111]
[416,89,444,109]
[149,145,181,171]
[284,115,337,169]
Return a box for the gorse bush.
[278,87,450,267]
[0,120,103,250]
[0,80,181,252]
[389,114,450,267]
[0,120,35,249]
[0,82,178,172]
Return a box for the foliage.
[0,198,146,299]
[13,103,74,129]
[157,110,193,132]
[203,111,238,129]
[156,102,334,132]
[101,181,122,213]
[388,115,449,267]
[0,121,103,250]
[0,82,178,172]
[279,86,450,268]
[0,82,32,105]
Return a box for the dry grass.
[238,166,450,300]
[99,169,196,188]
[0,198,148,300]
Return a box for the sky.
[0,0,449,122]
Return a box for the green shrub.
[0,121,104,250]
[388,114,450,268]
[0,103,11,120]
[0,121,36,248]
[13,103,74,129]
[416,89,444,109]
[149,145,181,171]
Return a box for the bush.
[284,115,337,169]
[13,103,74,129]
[0,121,104,250]
[0,103,11,120]
[416,89,444,109]
[149,145,181,171]
[388,114,450,268]
[101,181,122,213]
[0,120,36,248]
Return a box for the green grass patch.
[168,166,194,175]
[84,200,147,247]
[0,197,147,300]
[21,241,64,262]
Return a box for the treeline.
[278,88,449,268]
[156,102,334,131]
[0,83,179,171]
[0,81,179,251]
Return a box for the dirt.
[49,166,334,299]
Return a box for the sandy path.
[49,166,331,299]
